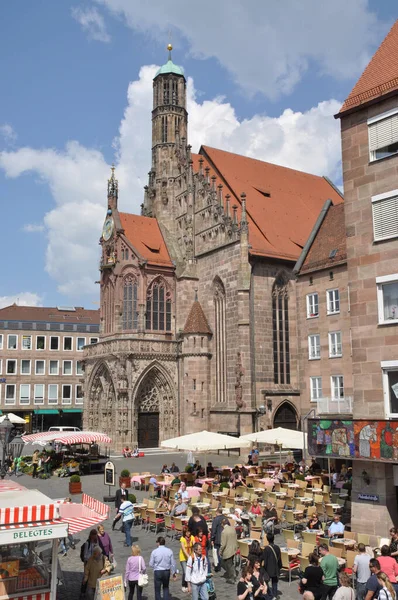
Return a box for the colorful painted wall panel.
[308,419,398,462]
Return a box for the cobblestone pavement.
[16,451,298,600]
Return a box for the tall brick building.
[83,45,343,450]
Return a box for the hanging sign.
[357,493,379,502]
[104,461,115,487]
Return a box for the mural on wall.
[308,419,398,462]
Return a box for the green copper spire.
[155,44,185,77]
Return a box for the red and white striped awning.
[12,593,50,600]
[0,501,58,525]
[22,431,112,445]
[58,493,109,535]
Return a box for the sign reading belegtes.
[0,522,68,544]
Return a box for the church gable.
[119,212,173,268]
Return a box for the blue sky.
[0,1,396,309]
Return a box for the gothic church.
[83,47,343,450]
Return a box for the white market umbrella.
[0,413,26,425]
[239,427,307,466]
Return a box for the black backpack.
[80,541,87,562]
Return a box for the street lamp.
[9,435,24,460]
[255,405,266,431]
[0,416,15,479]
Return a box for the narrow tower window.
[272,273,290,384]
[214,278,227,403]
[122,275,138,330]
[172,79,178,105]
[162,116,168,143]
[163,80,169,104]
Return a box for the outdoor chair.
[299,556,310,572]
[164,514,175,539]
[329,546,343,558]
[302,531,318,544]
[281,550,300,585]
[287,538,300,549]
[173,517,184,539]
[149,510,165,534]
[301,542,316,558]
[282,528,295,543]
[344,550,356,575]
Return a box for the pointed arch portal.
[273,401,298,430]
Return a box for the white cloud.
[22,223,45,233]
[0,66,342,300]
[0,124,17,143]
[0,293,42,309]
[94,0,387,98]
[71,6,111,43]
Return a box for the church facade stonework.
[83,47,343,451]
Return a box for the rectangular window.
[35,360,45,375]
[48,384,58,405]
[0,360,2,375]
[76,384,84,404]
[308,334,320,360]
[49,360,59,375]
[381,362,398,417]
[372,190,398,242]
[21,359,31,375]
[63,360,72,375]
[326,289,340,314]
[376,274,398,324]
[329,331,342,357]
[7,335,17,350]
[20,384,30,405]
[22,335,32,350]
[0,335,3,350]
[50,336,59,351]
[62,384,72,404]
[5,384,16,405]
[368,109,398,162]
[63,337,73,351]
[306,293,319,318]
[76,361,84,376]
[76,337,85,351]
[310,377,323,401]
[34,384,44,404]
[90,337,99,344]
[331,375,344,399]
[6,360,17,375]
[36,335,46,350]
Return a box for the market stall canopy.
[22,431,112,445]
[0,412,26,424]
[161,430,251,451]
[57,493,109,534]
[239,427,307,450]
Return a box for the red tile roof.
[183,299,212,334]
[194,146,343,262]
[339,20,398,114]
[119,213,173,267]
[0,305,100,324]
[300,203,347,274]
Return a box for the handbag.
[212,544,219,567]
[138,556,148,588]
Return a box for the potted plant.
[69,474,82,494]
[119,469,131,488]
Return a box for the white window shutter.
[373,196,398,241]
[369,114,398,151]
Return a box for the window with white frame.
[306,293,319,318]
[62,384,72,404]
[50,336,59,351]
[34,384,44,404]
[76,384,84,404]
[0,335,3,350]
[331,375,344,399]
[76,361,84,376]
[6,360,17,375]
[22,335,32,350]
[310,377,323,401]
[329,331,342,357]
[36,335,45,350]
[63,360,72,375]
[0,360,2,375]
[35,360,45,375]
[21,359,31,375]
[49,360,59,375]
[368,109,398,162]
[381,361,398,417]
[48,384,58,405]
[19,384,30,405]
[76,337,85,351]
[7,335,17,350]
[372,190,398,242]
[90,337,98,344]
[5,384,16,404]
[326,289,340,314]
[63,337,72,351]
[376,274,398,324]
[308,334,321,360]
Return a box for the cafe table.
[301,497,314,505]
[195,502,211,510]
[338,538,356,547]
[196,478,215,485]
[326,503,341,511]
[287,483,300,489]
[132,503,148,509]
[280,546,300,557]
[275,491,287,498]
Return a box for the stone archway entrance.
[273,402,298,430]
[135,367,176,448]
[86,363,116,435]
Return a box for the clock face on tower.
[102,217,114,241]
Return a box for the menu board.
[95,574,125,600]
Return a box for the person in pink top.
[124,544,147,600]
[378,545,398,594]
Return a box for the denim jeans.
[356,582,367,600]
[322,584,337,600]
[154,569,170,600]
[191,581,209,600]
[124,520,133,547]
[270,576,278,598]
[181,561,187,587]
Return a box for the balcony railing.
[316,396,353,415]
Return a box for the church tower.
[143,45,188,249]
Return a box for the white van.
[48,426,81,432]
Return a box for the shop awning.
[34,409,59,414]
[62,409,83,413]
[58,493,109,534]
[22,431,112,445]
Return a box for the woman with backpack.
[82,546,112,600]
[185,542,209,599]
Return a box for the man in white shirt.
[353,543,371,600]
[178,482,190,502]
[328,514,345,539]
[186,542,208,599]
[118,499,135,547]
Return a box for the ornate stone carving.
[235,351,245,409]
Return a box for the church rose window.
[123,275,138,330]
[272,273,290,385]
[145,279,172,332]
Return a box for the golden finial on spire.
[167,43,173,52]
